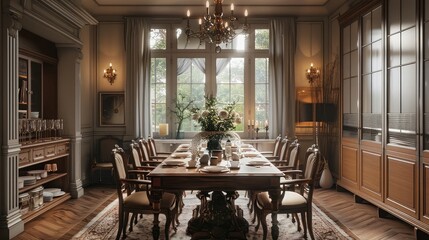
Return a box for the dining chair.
[260,134,282,157]
[138,138,166,165]
[91,136,122,184]
[147,136,172,157]
[249,139,300,223]
[129,141,184,224]
[265,136,291,165]
[254,144,321,240]
[111,146,177,240]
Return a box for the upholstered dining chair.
[111,146,177,240]
[91,135,122,184]
[255,144,321,240]
[147,136,172,157]
[138,138,167,165]
[260,134,282,157]
[265,136,291,165]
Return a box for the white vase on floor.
[320,164,334,189]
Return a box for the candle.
[265,120,268,127]
[245,9,248,17]
[199,18,202,25]
[231,3,234,11]
[251,120,254,126]
[206,1,209,15]
[159,123,169,136]
[248,120,251,126]
[255,120,259,128]
[187,10,190,17]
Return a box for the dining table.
[147,143,285,240]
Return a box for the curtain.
[125,18,151,139]
[269,17,296,138]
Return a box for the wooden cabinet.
[338,0,429,235]
[18,139,70,223]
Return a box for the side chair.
[260,134,282,157]
[147,136,172,157]
[111,146,177,240]
[255,144,321,240]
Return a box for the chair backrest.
[130,142,142,168]
[138,139,153,165]
[147,136,157,157]
[111,146,127,203]
[302,145,321,201]
[96,136,122,164]
[272,134,282,157]
[287,140,300,170]
[277,137,291,162]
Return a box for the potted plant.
[171,93,194,139]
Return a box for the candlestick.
[265,125,269,139]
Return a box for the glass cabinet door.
[342,20,359,139]
[361,6,383,142]
[387,0,417,148]
[424,0,429,150]
[18,57,42,119]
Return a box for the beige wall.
[97,23,126,92]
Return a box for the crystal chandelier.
[185,0,248,53]
[305,63,320,85]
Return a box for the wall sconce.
[103,63,117,85]
[305,63,320,85]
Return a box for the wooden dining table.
[147,144,284,240]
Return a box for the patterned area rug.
[72,191,354,240]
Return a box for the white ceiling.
[77,0,353,18]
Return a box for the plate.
[201,166,229,173]
[242,152,260,157]
[44,188,62,194]
[246,160,270,166]
[163,160,186,166]
[52,191,66,197]
[171,152,191,158]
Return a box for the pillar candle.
[159,123,169,136]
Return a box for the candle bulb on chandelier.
[265,120,268,128]
[206,1,209,15]
[231,3,234,11]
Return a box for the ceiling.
[77,0,354,18]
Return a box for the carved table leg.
[269,189,281,240]
[152,191,162,240]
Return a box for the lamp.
[305,63,320,84]
[185,0,249,53]
[103,63,117,85]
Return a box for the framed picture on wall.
[99,92,125,126]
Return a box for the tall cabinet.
[339,0,429,235]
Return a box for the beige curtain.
[125,18,151,139]
[269,17,296,138]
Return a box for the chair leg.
[164,212,171,240]
[293,213,301,232]
[307,209,315,240]
[123,211,130,237]
[301,212,307,239]
[116,210,124,240]
[261,211,269,240]
[255,205,261,232]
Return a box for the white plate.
[27,170,48,178]
[52,191,66,197]
[163,160,186,166]
[44,188,62,194]
[171,153,191,158]
[242,152,260,157]
[201,166,229,173]
[246,160,270,166]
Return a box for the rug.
[72,191,354,240]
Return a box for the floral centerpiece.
[191,96,242,151]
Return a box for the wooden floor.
[12,185,416,240]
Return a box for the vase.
[207,137,222,151]
[320,166,334,189]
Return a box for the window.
[150,22,269,138]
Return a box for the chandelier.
[185,0,248,53]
